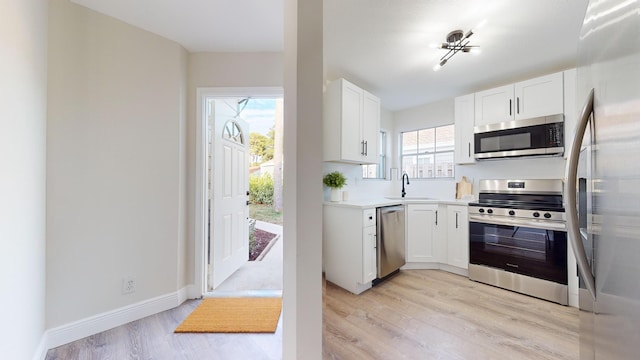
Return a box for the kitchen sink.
[385,196,434,200]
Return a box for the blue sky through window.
[242,99,277,136]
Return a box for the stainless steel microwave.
[473,114,564,159]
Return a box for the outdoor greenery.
[249,131,274,165]
[249,203,283,226]
[248,218,256,252]
[323,171,347,189]
[249,173,274,205]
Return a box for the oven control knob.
[533,212,540,218]
[544,213,552,219]
[478,208,485,213]
[487,209,493,214]
[508,210,515,216]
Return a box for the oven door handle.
[565,88,596,300]
[469,215,566,231]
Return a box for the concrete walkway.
[209,221,283,296]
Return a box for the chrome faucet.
[401,173,410,198]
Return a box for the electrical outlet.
[122,276,136,294]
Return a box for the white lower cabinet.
[406,204,444,263]
[325,202,470,295]
[323,205,378,294]
[362,225,377,283]
[446,205,469,270]
[405,203,469,274]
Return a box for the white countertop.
[323,197,473,209]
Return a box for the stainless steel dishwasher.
[376,205,406,281]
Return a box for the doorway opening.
[195,87,284,298]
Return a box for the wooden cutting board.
[456,176,473,199]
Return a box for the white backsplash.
[323,155,567,202]
[455,156,567,196]
[322,162,395,201]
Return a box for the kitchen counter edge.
[323,198,472,209]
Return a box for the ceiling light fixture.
[433,29,480,71]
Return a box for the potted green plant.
[323,171,347,202]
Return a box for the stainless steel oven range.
[468,179,568,305]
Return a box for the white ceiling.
[71,0,589,111]
[70,0,284,52]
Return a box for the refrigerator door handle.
[565,88,596,300]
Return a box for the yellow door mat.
[175,297,282,333]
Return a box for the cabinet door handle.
[435,210,438,226]
[468,142,471,157]
[364,141,368,156]
[517,97,520,114]
[456,212,459,228]
[360,140,365,155]
[509,99,512,116]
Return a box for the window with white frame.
[401,125,455,179]
[362,130,387,179]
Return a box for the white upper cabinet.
[474,84,514,125]
[324,78,381,164]
[454,93,475,164]
[514,72,564,120]
[475,72,564,126]
[362,91,381,164]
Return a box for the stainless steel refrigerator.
[565,0,640,358]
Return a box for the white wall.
[0,0,48,358]
[283,0,323,357]
[46,0,188,329]
[186,52,284,285]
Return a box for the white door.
[209,99,250,290]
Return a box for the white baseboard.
[401,262,440,270]
[32,331,49,360]
[402,262,469,277]
[183,284,201,300]
[438,263,469,277]
[43,286,193,353]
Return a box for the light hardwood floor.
[46,270,578,359]
[45,298,283,360]
[323,270,579,360]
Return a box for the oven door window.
[469,222,568,284]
